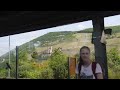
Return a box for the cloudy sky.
[0,14,120,56]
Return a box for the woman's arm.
[96,73,103,79]
[96,63,103,79]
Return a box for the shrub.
[107,47,120,79]
[48,48,68,79]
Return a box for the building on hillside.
[37,46,53,60]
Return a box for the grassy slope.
[35,32,120,57]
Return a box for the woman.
[76,46,103,79]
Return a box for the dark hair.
[78,46,90,65]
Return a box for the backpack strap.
[92,62,97,79]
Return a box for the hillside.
[31,31,76,47]
[0,25,120,78]
[77,25,120,33]
[1,25,120,61]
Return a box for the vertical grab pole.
[16,46,19,79]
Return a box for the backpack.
[78,62,97,79]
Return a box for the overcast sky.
[0,14,120,56]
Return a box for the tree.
[18,50,28,61]
[107,47,120,79]
[31,51,38,59]
[48,48,68,79]
[107,47,120,66]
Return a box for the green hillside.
[31,31,76,47]
[77,25,120,33]
[1,24,120,61]
[0,25,120,79]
